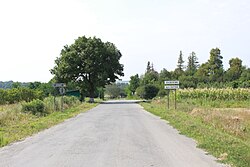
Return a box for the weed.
[141,99,250,167]
[0,98,97,148]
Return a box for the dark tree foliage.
[186,52,199,76]
[129,74,140,95]
[174,51,185,76]
[136,85,159,99]
[225,57,243,81]
[105,84,121,98]
[208,48,224,82]
[51,36,124,102]
[128,47,249,96]
[146,61,151,73]
[195,62,210,83]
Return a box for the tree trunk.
[89,83,95,103]
[80,90,85,102]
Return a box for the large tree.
[129,74,140,95]
[141,62,159,85]
[174,50,185,78]
[51,36,124,102]
[208,48,224,82]
[177,51,185,70]
[225,57,243,81]
[105,84,121,98]
[186,52,199,76]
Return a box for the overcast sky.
[0,0,249,82]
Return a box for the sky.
[0,0,249,82]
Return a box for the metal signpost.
[164,81,179,109]
[52,83,66,111]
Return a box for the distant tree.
[116,82,129,98]
[141,71,159,85]
[28,82,42,89]
[225,57,243,81]
[136,84,159,99]
[51,36,124,102]
[151,63,155,71]
[146,61,155,73]
[12,82,21,88]
[0,81,13,89]
[141,61,159,85]
[146,61,151,73]
[195,62,210,83]
[159,68,172,81]
[179,75,198,88]
[38,83,55,97]
[208,48,224,82]
[177,51,185,71]
[174,51,185,78]
[186,52,199,76]
[240,67,250,82]
[105,84,121,98]
[129,74,140,95]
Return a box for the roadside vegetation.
[141,90,250,167]
[1,35,125,147]
[126,49,250,167]
[0,96,98,147]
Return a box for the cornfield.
[177,88,250,101]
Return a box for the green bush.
[0,88,43,104]
[63,96,80,106]
[157,88,168,97]
[22,99,46,115]
[136,85,159,99]
[0,133,7,147]
[43,96,80,113]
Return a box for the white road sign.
[59,87,66,95]
[164,81,179,85]
[164,85,179,89]
[52,83,66,87]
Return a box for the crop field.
[177,88,250,101]
[142,88,250,167]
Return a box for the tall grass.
[143,96,250,167]
[0,96,97,147]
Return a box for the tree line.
[128,48,250,99]
[1,37,249,101]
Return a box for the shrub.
[22,99,46,115]
[43,96,80,113]
[136,86,146,99]
[157,88,168,97]
[0,88,43,104]
[63,96,80,106]
[136,85,159,99]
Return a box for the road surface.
[0,100,225,167]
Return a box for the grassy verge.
[0,102,97,147]
[141,99,250,167]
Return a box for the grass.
[0,101,98,147]
[141,98,250,167]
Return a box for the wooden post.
[54,96,56,111]
[61,95,63,111]
[167,92,170,109]
[175,89,177,109]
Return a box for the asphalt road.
[0,100,225,167]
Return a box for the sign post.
[52,83,66,111]
[164,81,179,109]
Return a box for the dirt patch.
[189,107,250,140]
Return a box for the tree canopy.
[128,74,140,95]
[50,36,124,102]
